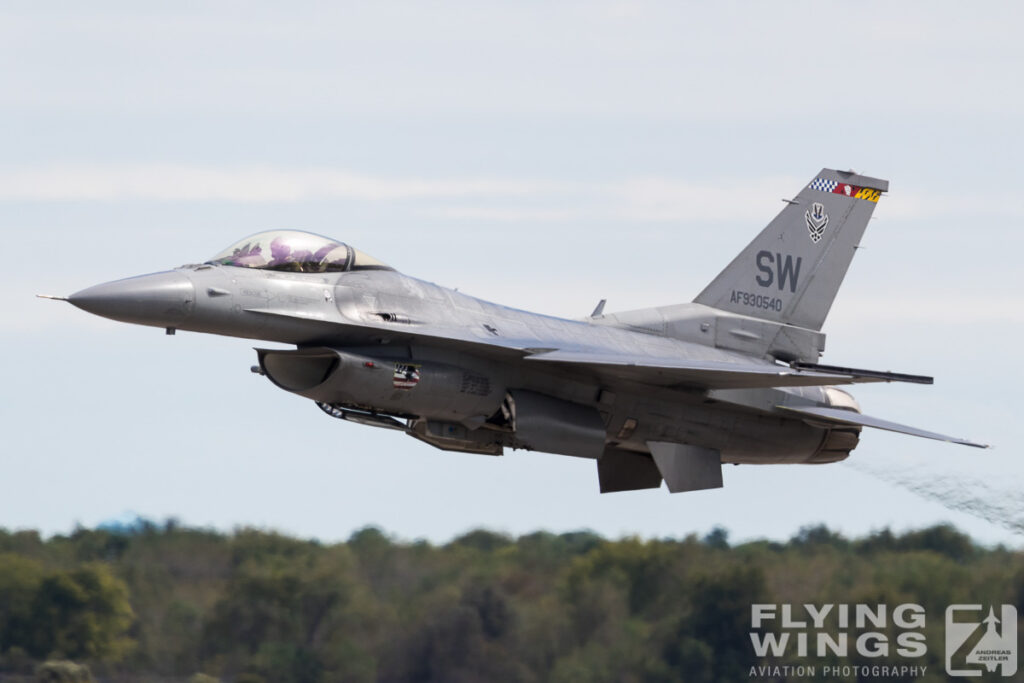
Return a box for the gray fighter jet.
[44,168,986,494]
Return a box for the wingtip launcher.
[790,361,934,385]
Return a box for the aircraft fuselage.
[69,264,853,466]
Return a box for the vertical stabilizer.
[694,169,888,331]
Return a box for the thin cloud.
[2,164,1022,225]
[882,191,1024,220]
[832,296,1024,325]
[0,164,558,202]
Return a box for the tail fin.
[694,169,888,331]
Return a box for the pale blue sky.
[2,2,1022,545]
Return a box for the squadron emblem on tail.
[805,202,829,243]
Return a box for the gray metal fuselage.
[80,262,845,466]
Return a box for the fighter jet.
[43,168,986,494]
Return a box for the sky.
[2,2,1023,546]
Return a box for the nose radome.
[69,271,195,328]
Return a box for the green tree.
[27,565,134,662]
[203,541,366,682]
[668,566,767,683]
[34,659,93,682]
[0,554,46,658]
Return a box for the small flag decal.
[393,362,421,389]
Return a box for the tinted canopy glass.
[208,231,392,273]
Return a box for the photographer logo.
[946,605,1017,677]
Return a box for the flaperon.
[45,168,987,494]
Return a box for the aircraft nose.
[69,271,196,328]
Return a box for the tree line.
[0,520,1021,682]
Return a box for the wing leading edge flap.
[777,405,989,449]
[244,308,537,358]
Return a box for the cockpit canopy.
[207,230,392,273]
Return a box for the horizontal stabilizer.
[526,350,889,390]
[777,405,989,449]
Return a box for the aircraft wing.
[777,405,989,448]
[248,309,913,391]
[523,350,892,390]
